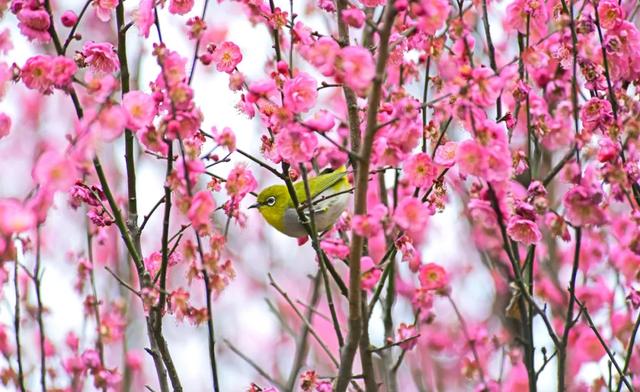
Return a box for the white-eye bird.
[249,166,350,237]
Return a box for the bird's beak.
[248,202,260,209]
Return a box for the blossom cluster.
[0,0,640,390]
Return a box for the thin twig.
[105,266,141,297]
[225,340,287,390]
[577,300,634,391]
[268,273,340,367]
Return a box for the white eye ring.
[266,196,276,206]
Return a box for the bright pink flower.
[0,29,13,54]
[211,126,236,151]
[169,0,195,15]
[300,370,318,391]
[412,287,434,311]
[93,105,127,141]
[342,8,365,28]
[627,288,640,310]
[212,41,242,73]
[144,251,162,276]
[283,72,318,114]
[65,331,79,351]
[32,149,78,192]
[352,204,387,237]
[225,164,257,202]
[134,0,154,38]
[100,307,126,343]
[396,323,418,350]
[51,56,77,89]
[81,349,101,369]
[125,351,143,372]
[434,141,457,167]
[320,238,350,259]
[188,191,216,232]
[276,124,318,165]
[404,153,438,188]
[0,199,37,234]
[93,0,117,22]
[580,98,613,133]
[470,67,501,107]
[563,184,607,226]
[82,42,120,73]
[94,368,122,389]
[456,139,487,177]
[335,46,375,95]
[393,197,430,232]
[598,1,624,29]
[21,55,53,94]
[17,8,51,43]
[168,288,190,321]
[360,0,386,6]
[303,110,335,132]
[597,137,619,163]
[505,0,548,38]
[61,10,77,27]
[122,91,156,130]
[506,217,542,244]
[304,37,340,76]
[84,70,118,103]
[414,0,450,35]
[138,126,169,155]
[361,256,381,291]
[573,328,605,363]
[0,113,10,139]
[418,262,449,291]
[503,363,528,391]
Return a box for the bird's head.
[249,185,291,228]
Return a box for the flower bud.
[200,53,213,65]
[61,10,78,27]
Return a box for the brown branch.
[13,256,25,392]
[369,334,421,353]
[335,2,397,390]
[558,227,582,390]
[34,226,47,392]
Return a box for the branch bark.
[335,2,397,390]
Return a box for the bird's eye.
[266,196,276,206]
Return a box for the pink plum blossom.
[16,8,51,43]
[225,164,257,202]
[134,0,154,38]
[403,152,438,188]
[0,199,37,234]
[188,191,216,233]
[0,113,10,139]
[169,0,195,15]
[283,72,318,113]
[507,217,542,244]
[82,42,120,73]
[335,46,375,95]
[212,41,242,73]
[393,197,430,232]
[92,0,117,22]
[419,263,449,291]
[32,149,78,192]
[122,91,156,130]
[275,124,318,165]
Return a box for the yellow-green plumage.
[253,166,350,237]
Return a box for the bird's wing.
[294,166,348,204]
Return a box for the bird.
[249,166,351,237]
